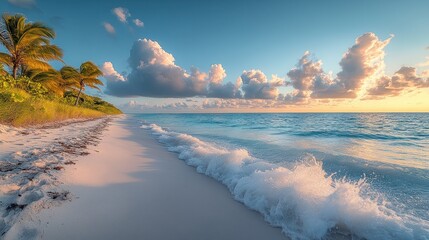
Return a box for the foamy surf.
[142,122,429,240]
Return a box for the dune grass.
[0,88,118,127]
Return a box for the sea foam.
[142,123,429,240]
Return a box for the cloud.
[121,98,288,113]
[286,33,392,101]
[106,39,208,97]
[208,64,226,84]
[202,98,284,110]
[366,67,429,98]
[103,22,115,34]
[207,64,242,98]
[121,100,199,113]
[7,0,36,8]
[281,90,311,105]
[113,7,130,23]
[106,39,247,98]
[287,51,323,91]
[202,99,242,109]
[128,39,175,67]
[312,33,392,98]
[111,7,144,28]
[133,19,144,27]
[285,51,324,103]
[239,70,283,99]
[101,62,125,82]
[106,32,426,108]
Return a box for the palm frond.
[30,69,65,95]
[22,59,52,71]
[80,61,103,77]
[60,66,80,80]
[0,52,12,67]
[23,44,63,61]
[0,14,63,78]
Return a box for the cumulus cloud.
[128,39,175,67]
[313,33,391,98]
[101,62,125,82]
[207,64,242,98]
[239,70,284,99]
[113,7,130,23]
[286,33,392,101]
[133,19,144,27]
[103,22,115,34]
[7,0,36,8]
[107,32,426,109]
[285,51,324,103]
[366,67,429,98]
[106,39,205,97]
[287,51,323,91]
[105,39,248,98]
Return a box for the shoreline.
[2,116,287,239]
[2,114,427,239]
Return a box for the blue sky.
[1,0,429,112]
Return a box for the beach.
[1,116,286,240]
[1,1,428,239]
[1,113,428,240]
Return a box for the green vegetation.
[60,61,104,106]
[0,14,121,126]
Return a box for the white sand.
[0,118,110,239]
[27,116,288,239]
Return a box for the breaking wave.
[141,123,429,240]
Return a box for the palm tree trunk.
[74,86,83,106]
[12,64,18,79]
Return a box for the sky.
[1,0,429,112]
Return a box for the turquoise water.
[136,113,429,239]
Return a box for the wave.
[141,123,429,240]
[275,129,422,141]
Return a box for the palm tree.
[60,61,103,106]
[0,14,63,79]
[28,69,76,96]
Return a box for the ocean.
[136,113,429,239]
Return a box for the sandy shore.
[1,117,111,239]
[5,116,287,239]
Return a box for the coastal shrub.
[0,76,51,99]
[0,92,105,126]
[0,92,26,103]
[61,91,122,115]
[0,87,121,126]
[0,75,17,89]
[0,88,30,103]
